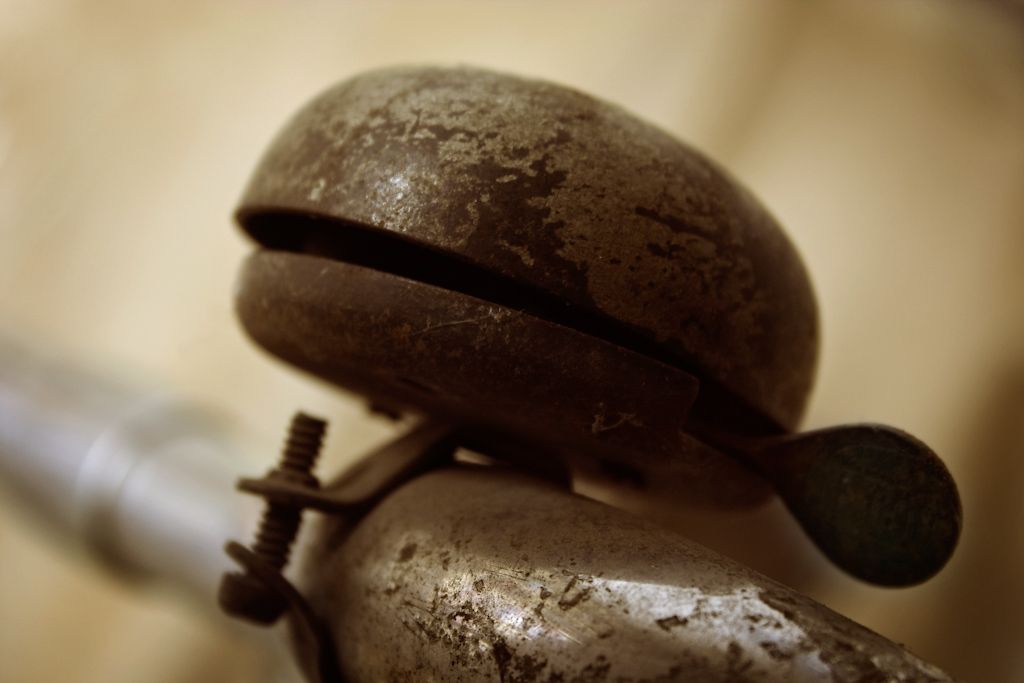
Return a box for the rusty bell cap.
[236,66,819,433]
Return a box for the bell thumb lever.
[706,424,962,587]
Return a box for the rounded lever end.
[747,424,961,586]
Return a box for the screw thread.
[281,413,327,474]
[252,412,326,569]
[220,411,328,625]
[252,503,302,570]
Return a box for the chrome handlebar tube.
[0,333,262,606]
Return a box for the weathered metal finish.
[231,66,961,585]
[301,467,954,683]
[708,424,962,586]
[236,65,818,433]
[236,249,772,509]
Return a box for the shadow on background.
[921,362,1024,682]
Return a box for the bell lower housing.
[236,248,768,508]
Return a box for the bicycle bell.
[232,65,960,587]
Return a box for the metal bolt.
[219,412,327,625]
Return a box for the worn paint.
[237,66,818,433]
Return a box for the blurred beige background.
[1,1,1023,682]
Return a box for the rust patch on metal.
[655,615,689,631]
[557,574,595,611]
[398,542,418,562]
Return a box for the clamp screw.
[219,412,327,625]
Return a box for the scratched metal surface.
[305,467,952,682]
[1,2,1023,682]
